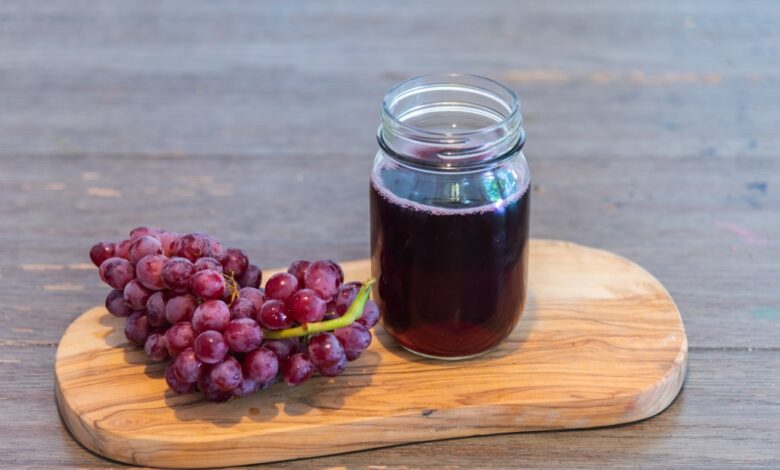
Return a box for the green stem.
[263,278,376,339]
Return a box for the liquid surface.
[370,172,530,358]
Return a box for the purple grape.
[239,287,265,311]
[89,241,116,267]
[318,353,347,377]
[145,290,168,327]
[243,347,279,384]
[194,330,229,364]
[128,235,163,264]
[220,248,248,276]
[129,226,159,241]
[335,323,372,361]
[115,239,132,260]
[307,332,345,367]
[161,257,195,293]
[158,230,180,256]
[334,281,362,315]
[165,363,196,394]
[175,232,211,262]
[224,318,263,353]
[135,254,169,290]
[206,389,232,402]
[99,257,135,290]
[165,322,195,356]
[194,257,223,273]
[189,269,226,301]
[192,300,230,333]
[210,356,243,392]
[144,332,169,361]
[282,353,315,386]
[328,259,345,283]
[198,370,233,401]
[123,279,152,310]
[165,293,197,324]
[229,297,256,320]
[124,311,150,345]
[304,260,341,301]
[173,347,204,383]
[105,289,133,317]
[232,378,261,397]
[287,260,311,287]
[257,299,293,330]
[206,234,223,258]
[288,288,326,324]
[356,299,380,328]
[265,272,298,301]
[262,338,299,360]
[238,264,262,289]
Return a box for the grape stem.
[263,278,376,339]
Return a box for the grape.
[239,287,265,311]
[287,260,311,287]
[318,353,347,377]
[210,356,243,392]
[173,348,204,383]
[198,370,233,402]
[356,299,380,328]
[206,389,232,402]
[158,230,180,256]
[136,254,169,290]
[229,297,256,320]
[165,363,196,394]
[123,279,152,310]
[105,289,133,317]
[334,281,362,315]
[206,234,223,258]
[262,338,300,360]
[328,259,345,283]
[145,290,168,327]
[128,235,163,264]
[89,241,116,267]
[288,288,326,324]
[165,293,197,324]
[144,332,169,361]
[304,260,341,301]
[223,318,263,353]
[165,322,195,356]
[192,300,230,333]
[194,330,229,364]
[282,353,315,386]
[220,248,248,276]
[99,257,135,290]
[194,257,223,273]
[238,264,262,289]
[161,257,195,293]
[243,347,279,384]
[307,332,345,368]
[129,226,159,241]
[115,239,132,260]
[257,299,293,330]
[265,272,298,301]
[232,378,261,397]
[124,311,150,345]
[335,323,372,361]
[175,232,211,261]
[189,269,226,301]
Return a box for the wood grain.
[55,240,686,468]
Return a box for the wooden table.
[1,1,778,468]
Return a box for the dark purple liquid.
[370,179,530,358]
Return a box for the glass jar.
[370,74,530,360]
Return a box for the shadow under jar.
[370,74,530,360]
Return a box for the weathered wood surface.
[0,0,778,468]
[56,242,687,467]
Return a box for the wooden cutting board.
[55,239,687,468]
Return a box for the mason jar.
[370,74,530,359]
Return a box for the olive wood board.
[55,239,688,468]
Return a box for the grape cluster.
[90,227,380,402]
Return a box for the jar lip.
[381,73,521,138]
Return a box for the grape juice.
[370,176,530,359]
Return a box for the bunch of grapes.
[90,227,380,402]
